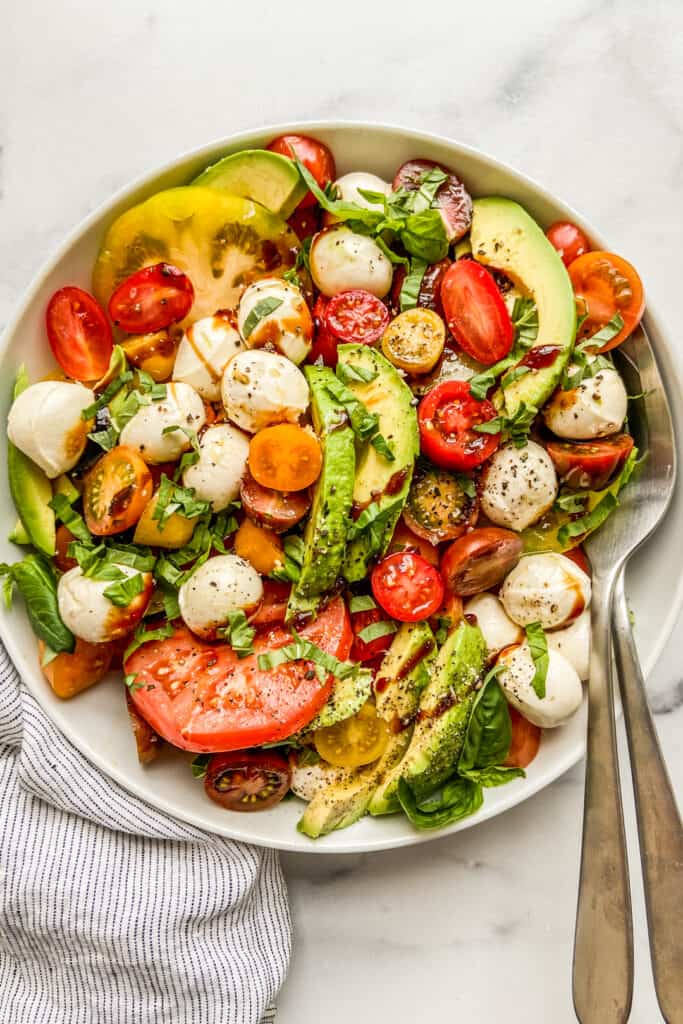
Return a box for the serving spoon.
[573,323,682,1022]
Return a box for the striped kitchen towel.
[0,643,291,1024]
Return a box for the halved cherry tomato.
[267,134,336,209]
[204,750,291,811]
[546,435,634,490]
[54,524,78,573]
[371,551,444,623]
[324,289,390,347]
[546,221,590,267]
[83,445,153,536]
[314,701,389,768]
[418,380,501,471]
[564,545,591,577]
[440,260,514,364]
[350,607,395,662]
[46,286,113,381]
[288,205,321,240]
[108,263,194,334]
[240,467,311,533]
[125,597,352,752]
[125,692,163,764]
[250,580,291,626]
[40,637,114,699]
[391,257,451,318]
[504,706,541,769]
[234,518,284,575]
[392,159,472,242]
[568,251,644,349]
[309,295,339,366]
[249,424,322,492]
[432,591,464,633]
[441,528,523,597]
[388,520,440,566]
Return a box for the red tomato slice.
[371,551,444,623]
[308,295,339,366]
[504,706,541,768]
[568,251,644,350]
[125,597,352,752]
[204,750,291,811]
[324,289,390,346]
[546,221,590,267]
[563,545,591,577]
[83,445,153,535]
[545,435,634,490]
[267,134,336,209]
[108,263,194,333]
[350,607,395,662]
[440,260,514,364]
[418,380,501,471]
[46,286,113,381]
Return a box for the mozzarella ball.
[309,225,393,298]
[221,350,309,433]
[497,642,583,728]
[119,382,206,463]
[480,441,558,531]
[58,565,152,644]
[464,593,523,655]
[543,363,627,439]
[290,758,355,802]
[182,424,249,512]
[237,277,313,365]
[333,172,392,211]
[8,380,94,478]
[178,554,263,639]
[547,609,591,681]
[173,314,245,401]
[500,553,591,630]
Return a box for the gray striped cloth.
[0,643,290,1024]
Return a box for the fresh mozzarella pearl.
[8,380,94,478]
[333,172,392,211]
[178,554,263,639]
[173,314,245,401]
[547,609,591,680]
[182,424,249,512]
[119,382,206,463]
[237,277,313,365]
[309,225,393,298]
[500,552,592,630]
[464,593,523,655]
[290,758,355,802]
[497,642,583,727]
[57,565,152,644]
[543,363,627,439]
[480,441,558,531]
[221,350,309,433]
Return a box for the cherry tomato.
[440,260,514,365]
[40,637,114,700]
[267,134,336,209]
[324,289,390,346]
[350,607,395,662]
[546,221,590,267]
[546,435,634,490]
[314,701,389,769]
[287,205,320,240]
[564,545,591,577]
[568,251,645,350]
[391,257,451,318]
[240,467,311,533]
[418,380,501,471]
[388,520,440,566]
[308,295,339,366]
[46,286,113,381]
[108,263,194,334]
[392,159,472,242]
[125,692,163,764]
[441,528,523,597]
[250,580,291,626]
[83,445,153,536]
[204,750,291,811]
[371,551,444,623]
[403,466,478,544]
[504,706,541,769]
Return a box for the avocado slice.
[338,345,419,583]
[7,369,56,557]
[470,197,577,417]
[286,366,356,624]
[300,669,373,734]
[192,150,307,219]
[8,519,30,545]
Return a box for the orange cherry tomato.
[249,425,322,492]
[504,706,541,769]
[40,637,114,699]
[568,251,644,350]
[83,445,153,536]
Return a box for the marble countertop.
[3,0,681,1020]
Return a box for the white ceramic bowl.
[2,122,682,854]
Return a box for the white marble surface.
[3,0,682,1020]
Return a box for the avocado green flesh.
[7,370,56,557]
[470,197,577,417]
[8,519,30,545]
[299,669,373,734]
[192,149,307,219]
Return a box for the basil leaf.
[453,472,476,499]
[112,389,150,432]
[554,492,588,514]
[347,498,404,550]
[48,493,91,543]
[468,299,539,400]
[434,616,452,645]
[473,418,503,435]
[0,555,74,652]
[500,365,530,389]
[410,167,448,213]
[349,594,377,613]
[103,572,146,608]
[580,312,624,351]
[399,257,428,312]
[370,433,395,462]
[257,635,361,683]
[326,374,393,459]
[152,475,211,528]
[525,622,549,699]
[556,492,618,546]
[335,363,378,386]
[191,753,211,779]
[510,297,539,347]
[270,534,305,584]
[242,297,284,339]
[217,609,256,659]
[124,621,175,663]
[81,370,134,421]
[357,620,397,644]
[458,667,525,787]
[399,209,449,263]
[88,426,119,452]
[105,544,157,572]
[136,371,167,401]
[397,776,483,830]
[468,369,498,401]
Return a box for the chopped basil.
[152,475,211,528]
[473,402,537,448]
[370,433,396,462]
[242,297,284,339]
[270,534,305,584]
[191,753,211,779]
[557,492,618,546]
[399,257,428,312]
[347,498,404,551]
[257,633,361,684]
[468,298,539,400]
[582,312,624,350]
[48,493,91,543]
[510,296,539,347]
[335,362,378,386]
[554,492,588,514]
[453,472,477,499]
[88,426,119,452]
[525,622,549,699]
[217,609,256,659]
[500,365,530,389]
[81,370,134,420]
[434,616,452,646]
[124,672,144,692]
[161,425,201,479]
[349,594,377,613]
[103,571,146,608]
[124,621,175,663]
[357,620,397,645]
[327,373,394,460]
[136,370,167,401]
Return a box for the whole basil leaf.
[458,671,525,787]
[0,554,74,652]
[399,209,449,263]
[397,776,483,830]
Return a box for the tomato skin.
[392,159,472,242]
[250,580,291,626]
[83,445,153,535]
[441,528,523,597]
[54,524,78,573]
[108,263,194,334]
[418,380,501,471]
[564,545,591,577]
[504,706,541,769]
[267,134,336,209]
[546,435,634,490]
[308,296,339,366]
[350,607,395,662]
[568,251,645,350]
[204,750,291,812]
[46,286,113,381]
[125,692,163,764]
[41,637,114,699]
[287,205,321,240]
[546,221,590,267]
[371,551,444,623]
[388,520,440,566]
[440,260,514,365]
[391,258,451,318]
[324,289,390,346]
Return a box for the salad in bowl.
[2,131,645,839]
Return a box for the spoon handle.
[573,575,633,1023]
[612,570,683,1022]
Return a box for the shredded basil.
[399,257,429,312]
[217,609,256,659]
[48,493,91,543]
[335,363,378,386]
[357,620,397,645]
[525,622,549,699]
[191,753,211,779]
[554,492,588,514]
[347,499,404,551]
[152,475,211,528]
[242,297,284,339]
[257,633,361,684]
[468,297,539,400]
[81,370,134,420]
[103,571,146,608]
[270,534,305,584]
[124,621,175,663]
[327,373,394,461]
[349,594,377,613]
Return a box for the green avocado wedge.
[7,368,56,557]
[192,149,307,219]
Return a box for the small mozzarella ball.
[237,277,313,365]
[119,382,206,463]
[58,565,151,644]
[500,553,591,630]
[8,380,94,478]
[333,172,392,211]
[547,609,591,681]
[480,441,558,531]
[178,554,263,639]
[497,642,583,728]
[173,314,245,401]
[543,363,628,439]
[309,225,393,298]
[182,424,249,512]
[464,593,523,655]
[221,350,309,433]
[290,758,355,802]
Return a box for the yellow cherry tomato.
[381,308,446,374]
[314,701,390,769]
[121,329,179,382]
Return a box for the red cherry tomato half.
[371,551,444,623]
[504,707,541,769]
[204,750,291,812]
[267,134,336,209]
[418,380,501,472]
[440,260,514,365]
[324,290,390,346]
[46,286,113,381]
[350,606,395,662]
[108,263,194,334]
[546,221,590,268]
[441,528,523,597]
[388,520,440,567]
[568,251,645,350]
[546,435,634,490]
[308,295,339,366]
